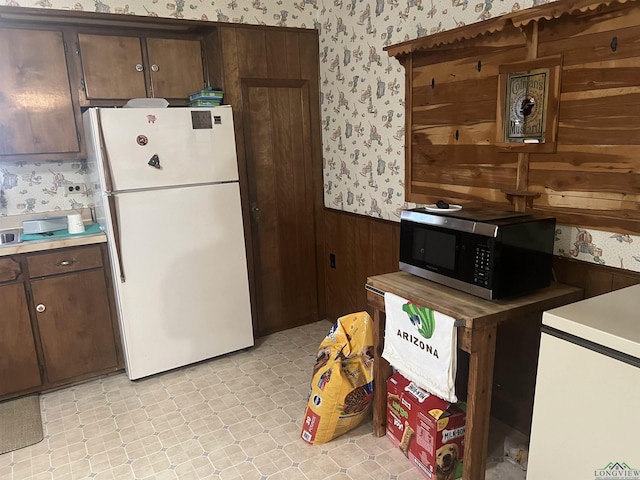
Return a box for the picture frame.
[495,55,563,153]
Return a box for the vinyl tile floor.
[0,320,515,480]
[0,321,430,480]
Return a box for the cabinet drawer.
[0,257,22,283]
[27,246,103,277]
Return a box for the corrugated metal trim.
[385,0,638,58]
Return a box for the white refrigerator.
[527,284,640,479]
[83,106,254,380]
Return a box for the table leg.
[372,307,393,437]
[463,324,497,480]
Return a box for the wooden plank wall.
[408,26,528,207]
[324,209,400,319]
[323,208,640,314]
[323,208,640,433]
[402,1,640,234]
[531,4,640,232]
[205,25,327,332]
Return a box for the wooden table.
[366,271,583,480]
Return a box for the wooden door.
[243,79,319,336]
[78,34,147,100]
[31,269,119,383]
[0,28,80,156]
[146,38,205,99]
[0,283,41,397]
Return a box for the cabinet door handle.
[36,304,46,313]
[57,259,75,267]
[135,63,144,72]
[151,64,159,72]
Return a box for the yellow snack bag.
[300,312,375,445]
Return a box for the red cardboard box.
[386,372,466,479]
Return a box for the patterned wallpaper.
[1,0,638,272]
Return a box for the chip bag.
[300,312,375,445]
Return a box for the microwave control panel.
[473,245,492,286]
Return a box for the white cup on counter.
[67,213,85,234]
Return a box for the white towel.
[382,292,458,402]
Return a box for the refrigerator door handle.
[107,194,126,283]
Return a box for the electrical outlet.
[65,183,87,196]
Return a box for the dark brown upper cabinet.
[77,33,207,105]
[0,27,83,161]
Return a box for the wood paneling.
[328,213,640,305]
[561,58,640,94]
[388,0,640,234]
[558,92,640,145]
[324,209,399,320]
[553,255,640,298]
[412,77,498,125]
[215,25,325,336]
[243,81,318,335]
[324,209,640,317]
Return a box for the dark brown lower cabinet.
[0,282,42,397]
[0,243,123,401]
[31,269,119,384]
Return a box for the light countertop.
[1,209,106,256]
[0,231,107,256]
[543,284,640,358]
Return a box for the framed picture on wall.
[495,55,563,153]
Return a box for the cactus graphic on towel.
[402,303,436,339]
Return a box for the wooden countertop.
[367,271,584,329]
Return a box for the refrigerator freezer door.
[108,182,253,379]
[98,106,238,191]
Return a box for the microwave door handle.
[107,194,126,283]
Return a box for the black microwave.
[399,208,556,300]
